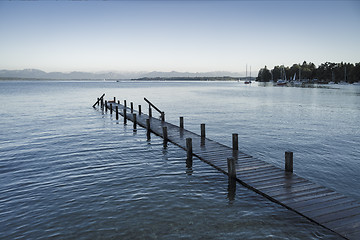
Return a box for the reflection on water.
[1,80,357,239]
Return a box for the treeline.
[256,61,360,83]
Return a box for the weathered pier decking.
[94,95,360,239]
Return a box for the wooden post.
[232,133,238,151]
[101,98,104,109]
[96,98,100,107]
[146,118,151,140]
[149,107,152,118]
[285,151,293,173]
[201,124,206,139]
[110,103,113,114]
[131,102,133,113]
[123,107,127,124]
[180,117,184,129]
[133,114,137,131]
[163,126,168,147]
[116,106,119,120]
[186,138,193,168]
[105,100,108,112]
[124,100,127,108]
[161,112,165,122]
[117,100,120,104]
[138,105,142,115]
[113,97,116,102]
[227,157,236,178]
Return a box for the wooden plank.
[306,200,360,219]
[313,206,360,224]
[239,168,284,181]
[287,192,345,210]
[298,196,352,213]
[263,182,322,198]
[281,191,339,207]
[256,178,309,191]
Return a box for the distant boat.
[276,79,287,86]
[244,80,251,84]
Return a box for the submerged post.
[146,118,151,140]
[186,138,193,168]
[133,114,137,131]
[116,106,119,120]
[180,117,184,129]
[123,107,127,124]
[162,126,168,147]
[232,133,238,151]
[285,151,293,173]
[138,105,142,115]
[227,157,236,178]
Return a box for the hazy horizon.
[1,1,359,75]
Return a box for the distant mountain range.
[0,69,244,80]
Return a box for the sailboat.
[244,65,252,84]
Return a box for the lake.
[0,80,359,239]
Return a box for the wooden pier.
[94,95,360,239]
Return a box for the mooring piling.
[163,126,168,147]
[285,151,293,173]
[146,118,151,140]
[180,117,184,129]
[116,106,119,120]
[110,103,113,114]
[123,107,127,124]
[133,114,137,131]
[227,157,236,178]
[138,105,142,115]
[232,133,238,151]
[131,102,134,113]
[186,138,193,168]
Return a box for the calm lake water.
[1,80,359,239]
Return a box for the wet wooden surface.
[102,101,360,239]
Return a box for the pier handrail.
[144,97,165,121]
[92,93,105,108]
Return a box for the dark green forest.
[256,61,360,83]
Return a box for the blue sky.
[0,1,359,74]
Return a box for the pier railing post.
[131,102,134,113]
[146,118,151,140]
[133,114,137,131]
[180,117,184,129]
[124,100,127,108]
[161,112,165,122]
[116,106,119,120]
[123,107,127,125]
[232,133,238,151]
[101,98,104,109]
[227,157,236,178]
[105,100,108,112]
[285,151,293,173]
[138,105,142,115]
[186,138,193,168]
[110,103,113,114]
